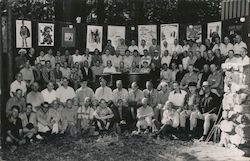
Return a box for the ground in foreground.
[1,134,250,161]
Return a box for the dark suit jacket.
[81,67,93,82]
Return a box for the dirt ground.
[1,133,250,161]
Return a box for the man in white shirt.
[212,37,226,55]
[222,36,234,57]
[123,50,133,68]
[56,78,76,103]
[81,48,92,66]
[113,80,128,105]
[103,60,117,74]
[171,39,183,55]
[41,82,56,104]
[95,77,113,102]
[112,51,122,69]
[10,73,27,97]
[168,82,187,108]
[76,79,95,105]
[102,49,113,67]
[161,50,172,67]
[234,35,247,54]
[140,49,152,66]
[72,49,83,64]
[240,47,250,65]
[128,40,139,53]
[138,39,149,56]
[182,40,190,52]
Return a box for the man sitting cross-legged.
[19,103,41,142]
[61,99,78,136]
[77,97,96,135]
[133,98,154,135]
[189,81,220,141]
[93,99,114,132]
[179,82,200,138]
[5,106,26,152]
[152,101,179,139]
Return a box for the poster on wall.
[107,26,126,50]
[138,25,157,49]
[16,20,32,48]
[160,24,179,54]
[207,21,222,42]
[38,23,54,46]
[62,27,76,47]
[186,25,202,42]
[2,16,7,53]
[86,25,103,52]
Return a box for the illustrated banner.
[160,24,179,54]
[86,25,103,52]
[107,26,126,50]
[16,20,32,48]
[62,27,76,47]
[207,21,222,42]
[138,25,157,49]
[38,23,54,46]
[186,25,202,42]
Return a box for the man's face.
[26,105,32,114]
[85,48,89,54]
[16,90,23,98]
[107,41,111,45]
[210,64,217,73]
[146,82,152,90]
[105,49,110,55]
[143,50,148,56]
[224,37,230,44]
[42,104,49,112]
[203,64,209,72]
[141,40,146,46]
[116,81,122,89]
[63,62,68,68]
[52,100,59,109]
[65,50,69,56]
[95,61,100,66]
[81,81,87,88]
[84,61,89,67]
[131,40,135,45]
[228,50,234,58]
[47,83,54,91]
[100,79,106,87]
[203,85,210,94]
[178,64,183,71]
[131,83,138,91]
[173,83,179,90]
[188,65,194,72]
[48,49,53,55]
[107,61,112,67]
[75,50,79,55]
[46,61,51,68]
[215,38,220,44]
[196,51,201,58]
[164,50,169,56]
[62,79,68,87]
[66,100,73,108]
[32,83,39,92]
[16,73,23,82]
[235,35,241,43]
[40,51,45,56]
[152,39,156,45]
[188,86,196,94]
[208,50,213,59]
[241,50,247,57]
[56,64,61,70]
[12,108,19,118]
[142,99,148,106]
[30,48,35,55]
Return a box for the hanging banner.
[186,25,202,42]
[207,21,222,42]
[86,25,103,52]
[16,20,32,48]
[160,24,179,54]
[38,23,54,46]
[62,27,76,47]
[107,26,126,50]
[138,25,157,49]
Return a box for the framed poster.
[62,27,76,47]
[86,25,103,52]
[186,25,202,42]
[16,20,32,48]
[138,25,157,49]
[160,24,179,54]
[38,23,54,46]
[107,26,126,50]
[207,21,222,42]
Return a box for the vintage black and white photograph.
[0,0,250,161]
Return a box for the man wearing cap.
[15,49,27,70]
[179,82,200,136]
[233,35,247,55]
[149,38,161,56]
[76,79,95,105]
[189,81,220,141]
[95,77,114,102]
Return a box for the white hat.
[18,49,27,54]
[202,81,209,87]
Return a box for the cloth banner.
[138,25,157,49]
[107,26,126,50]
[16,20,32,48]
[38,23,54,46]
[207,21,222,42]
[61,27,76,47]
[160,24,179,54]
[86,25,103,52]
[186,25,202,42]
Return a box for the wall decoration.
[62,27,76,47]
[207,21,222,42]
[16,20,32,48]
[186,25,202,42]
[138,25,157,49]
[107,26,126,50]
[38,23,54,46]
[86,25,103,52]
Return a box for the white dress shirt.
[41,89,57,104]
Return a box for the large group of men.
[5,34,249,151]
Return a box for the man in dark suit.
[81,60,93,83]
